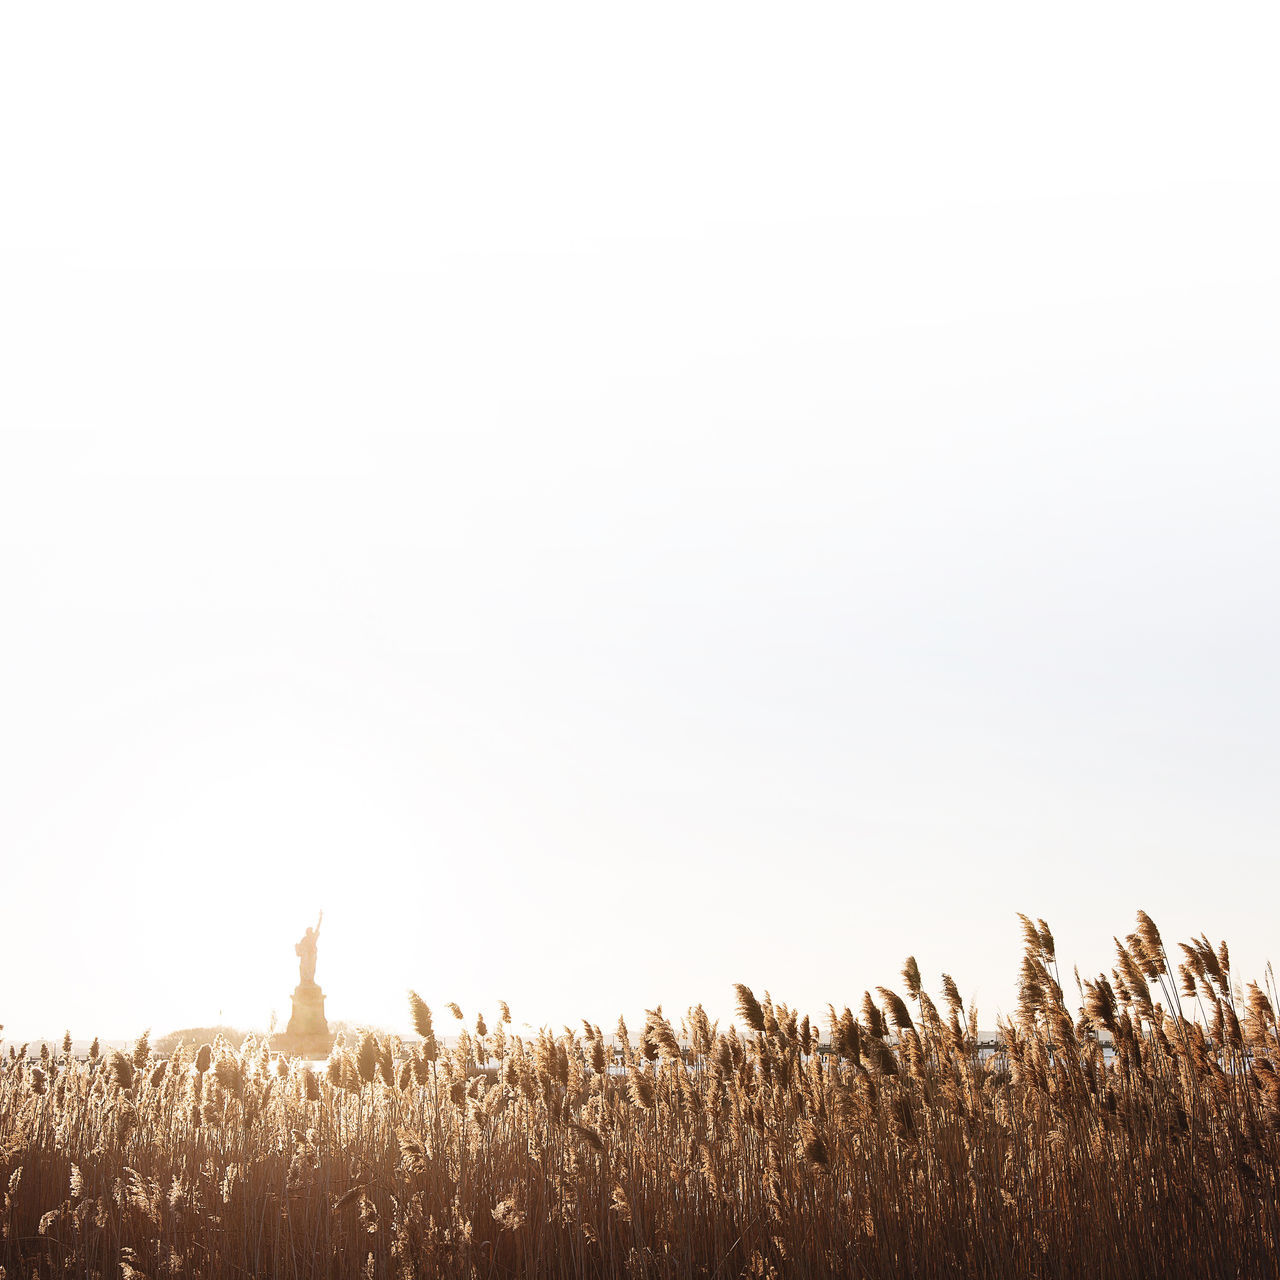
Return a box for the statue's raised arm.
[315,909,323,937]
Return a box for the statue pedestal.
[278,981,333,1058]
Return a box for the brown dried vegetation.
[1,913,1278,1277]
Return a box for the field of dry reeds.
[2,912,1278,1278]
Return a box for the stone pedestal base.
[278,982,333,1058]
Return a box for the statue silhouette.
[295,910,323,986]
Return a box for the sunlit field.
[2,912,1277,1279]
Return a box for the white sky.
[2,5,1278,1043]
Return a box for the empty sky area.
[2,4,1278,1042]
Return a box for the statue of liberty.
[295,910,323,986]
